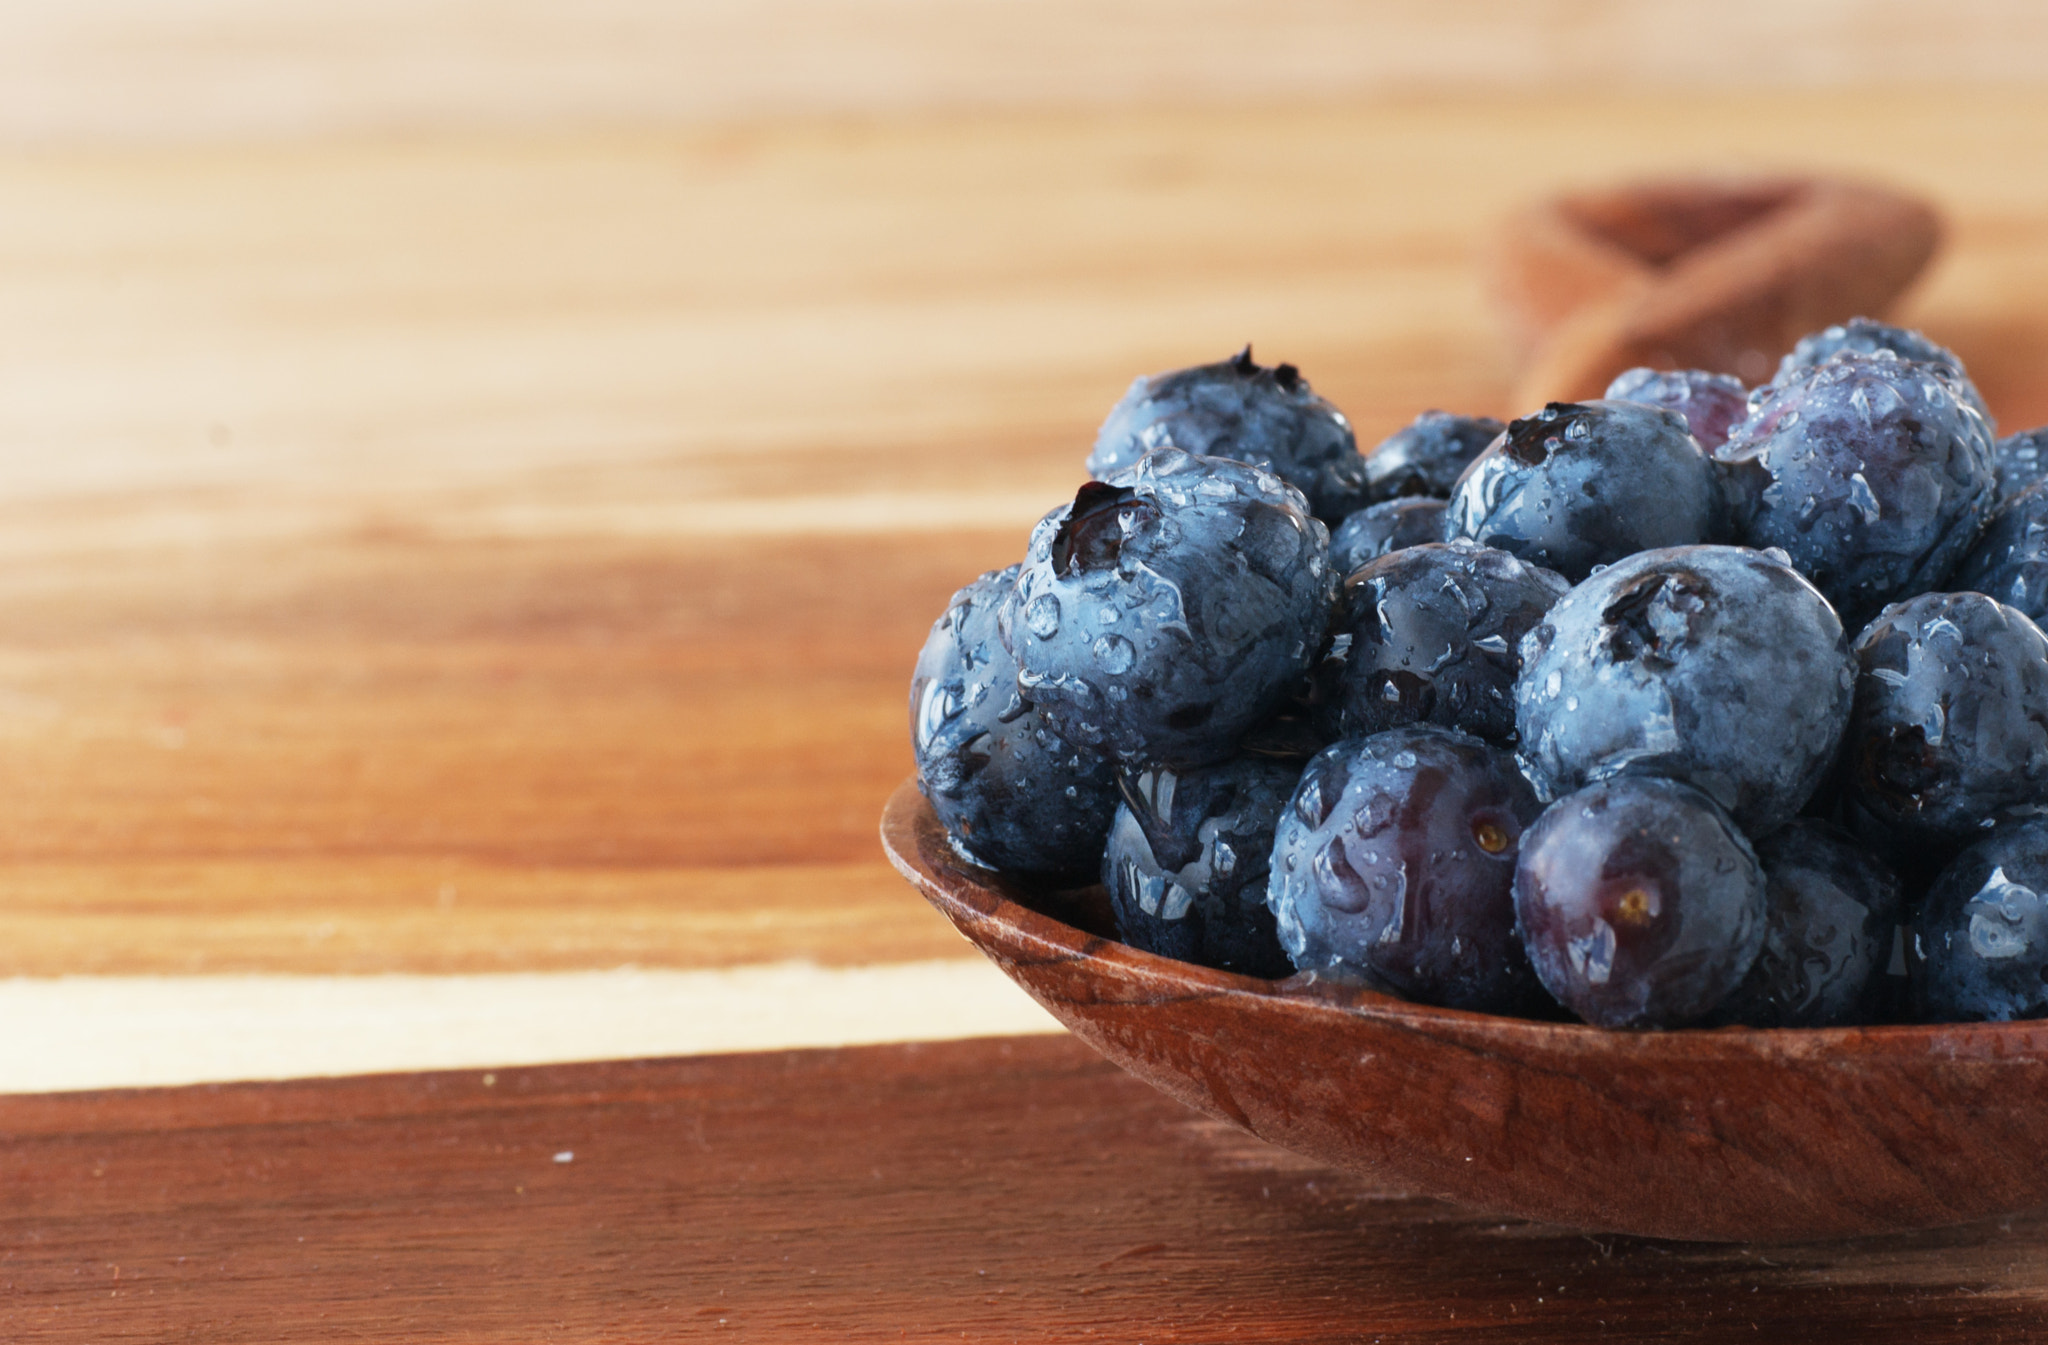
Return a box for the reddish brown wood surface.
[1,1034,2045,1343]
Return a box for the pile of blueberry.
[910,329,2048,1028]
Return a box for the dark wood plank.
[1,1035,2043,1342]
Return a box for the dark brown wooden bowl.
[882,777,2048,1243]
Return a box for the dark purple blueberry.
[1265,727,1545,1013]
[1912,818,2048,1022]
[1994,427,2048,501]
[1718,353,1996,628]
[1774,317,1994,432]
[1708,820,1903,1028]
[910,566,1120,880]
[1516,545,1854,837]
[1362,411,1505,502]
[1328,498,1447,575]
[1007,450,1334,769]
[1845,590,2048,854]
[1604,366,1749,452]
[1103,756,1299,977]
[1950,479,2048,624]
[1087,347,1368,523]
[1515,776,1766,1029]
[1316,541,1567,747]
[1445,400,1719,582]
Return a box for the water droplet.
[1092,633,1136,674]
[1024,593,1061,638]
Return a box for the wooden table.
[6,5,2048,1337]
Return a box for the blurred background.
[4,0,2048,1083]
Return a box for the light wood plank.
[0,91,2044,977]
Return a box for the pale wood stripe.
[0,961,1064,1094]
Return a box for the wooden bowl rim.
[880,776,2047,1065]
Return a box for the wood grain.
[2,90,2048,979]
[1,1034,2044,1342]
[3,1,2048,145]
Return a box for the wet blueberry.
[910,565,1120,880]
[1266,727,1545,1013]
[1316,540,1568,746]
[1708,820,1903,1028]
[1008,449,1335,769]
[1774,317,1994,432]
[1328,497,1447,575]
[1912,818,2048,1021]
[1604,366,1749,452]
[1515,776,1766,1029]
[1516,545,1854,837]
[1445,400,1720,582]
[1103,755,1299,977]
[1362,411,1505,502]
[1995,427,2048,501]
[1949,479,2048,624]
[1845,590,2048,854]
[1716,352,1996,630]
[1088,347,1368,523]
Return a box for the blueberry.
[1994,427,2048,500]
[1088,347,1368,523]
[1266,727,1544,1013]
[1603,367,1749,452]
[1949,479,2048,624]
[1912,818,2048,1021]
[1444,400,1720,582]
[1103,755,1299,977]
[1515,776,1766,1029]
[1517,545,1853,837]
[1328,497,1447,575]
[1008,449,1335,769]
[1845,590,2048,854]
[1708,820,1903,1028]
[910,566,1120,880]
[1362,411,1505,502]
[1316,540,1568,746]
[1774,317,1994,433]
[1716,352,1996,629]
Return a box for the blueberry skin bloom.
[1950,480,2048,624]
[1088,348,1368,523]
[1709,820,1903,1028]
[1845,590,2048,852]
[910,565,1120,881]
[1328,497,1447,576]
[1604,367,1750,453]
[1717,352,1996,629]
[1317,540,1568,747]
[1103,756,1299,978]
[1008,449,1334,769]
[1362,411,1505,502]
[1515,776,1767,1029]
[1266,727,1544,1013]
[1994,427,2048,501]
[1444,400,1719,583]
[1774,317,1994,433]
[1516,545,1854,837]
[1913,819,2048,1022]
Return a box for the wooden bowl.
[882,778,2048,1243]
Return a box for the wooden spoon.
[1492,176,1941,408]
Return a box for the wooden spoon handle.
[1491,177,1942,407]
